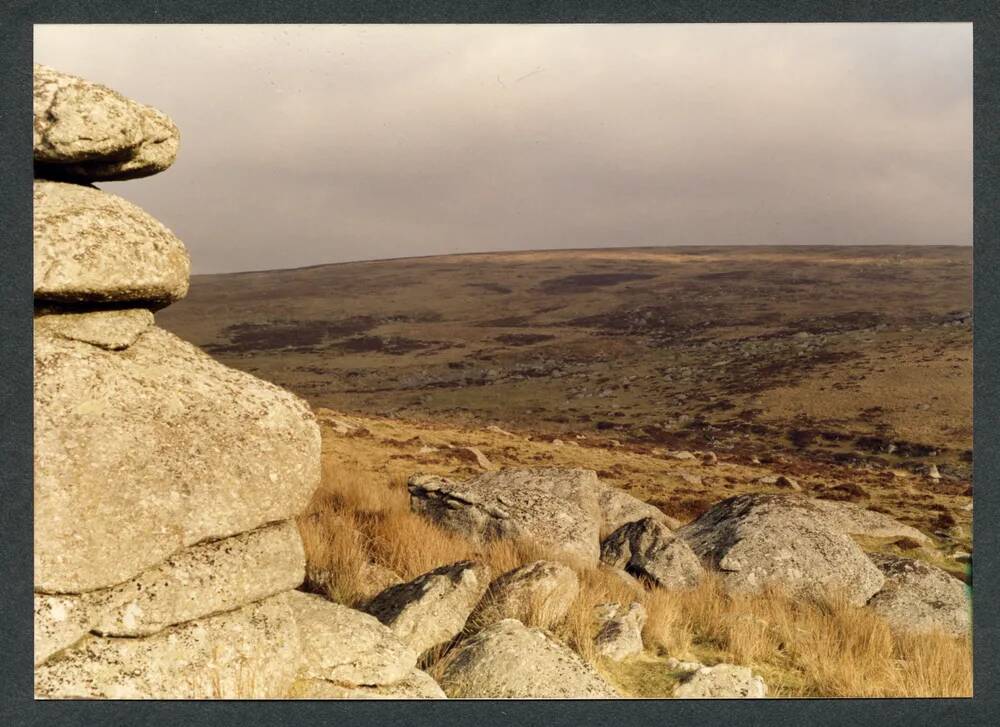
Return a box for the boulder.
[438,619,619,698]
[366,561,490,656]
[596,481,681,533]
[672,663,767,698]
[35,324,321,593]
[34,180,190,305]
[93,520,305,636]
[472,560,579,628]
[866,554,970,636]
[289,669,445,699]
[809,499,930,544]
[33,64,179,180]
[35,594,300,699]
[286,591,418,686]
[408,468,603,567]
[676,494,884,605]
[594,602,646,661]
[601,518,704,589]
[34,307,154,350]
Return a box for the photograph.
[30,22,972,699]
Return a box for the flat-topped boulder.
[676,493,884,605]
[33,64,179,181]
[601,517,704,589]
[35,324,321,593]
[366,561,490,656]
[35,594,300,699]
[439,619,619,698]
[408,468,603,567]
[866,554,970,636]
[34,181,190,305]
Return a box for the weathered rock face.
[33,64,179,180]
[601,518,705,589]
[366,561,490,656]
[866,554,970,636]
[289,669,445,699]
[809,499,931,544]
[35,594,301,699]
[472,560,579,629]
[93,521,305,637]
[34,180,190,305]
[439,619,619,698]
[35,319,321,593]
[676,494,884,605]
[34,307,154,350]
[286,591,418,687]
[596,482,681,533]
[672,663,767,699]
[594,602,646,661]
[34,594,100,667]
[408,468,603,567]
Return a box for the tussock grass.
[298,448,972,697]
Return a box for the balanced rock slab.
[601,518,704,589]
[35,594,300,699]
[287,591,417,687]
[676,494,884,605]
[439,619,619,698]
[866,554,970,636]
[473,560,579,629]
[34,180,190,305]
[409,468,603,566]
[93,520,305,636]
[34,308,154,351]
[33,64,179,180]
[366,561,490,656]
[35,324,321,593]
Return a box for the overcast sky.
[35,23,971,274]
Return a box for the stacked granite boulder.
[32,65,323,699]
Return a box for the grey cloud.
[35,23,971,273]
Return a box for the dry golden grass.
[298,444,972,698]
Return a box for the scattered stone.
[418,445,438,455]
[672,664,767,699]
[93,520,305,637]
[866,554,970,636]
[286,591,418,687]
[701,451,718,466]
[486,425,515,437]
[452,445,495,470]
[35,594,300,699]
[816,482,868,502]
[676,494,884,605]
[34,180,190,305]
[594,602,646,661]
[473,560,579,628]
[35,324,321,593]
[366,561,491,656]
[681,473,703,486]
[408,468,603,567]
[666,451,697,461]
[438,619,619,698]
[601,518,705,589]
[33,64,180,180]
[665,657,703,673]
[928,464,942,480]
[314,409,368,436]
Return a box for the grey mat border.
[1,1,996,725]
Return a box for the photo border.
[1,2,995,725]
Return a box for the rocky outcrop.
[676,494,884,605]
[35,594,300,699]
[438,619,619,698]
[866,554,970,636]
[408,468,603,566]
[32,65,321,699]
[33,64,179,180]
[366,561,491,656]
[596,481,681,532]
[594,602,646,661]
[600,518,705,589]
[471,560,579,628]
[672,663,767,698]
